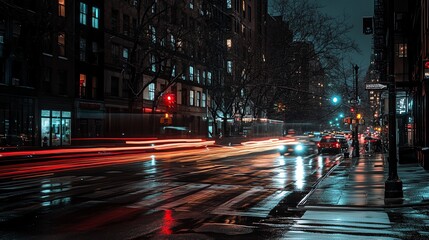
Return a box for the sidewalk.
[299,152,429,209]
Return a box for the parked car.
[317,136,344,154]
[278,138,317,156]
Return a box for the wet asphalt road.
[0,143,344,239]
[3,144,428,239]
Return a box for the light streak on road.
[0,139,215,159]
[0,139,283,180]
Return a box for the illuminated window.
[79,74,86,98]
[150,54,156,72]
[79,2,87,25]
[227,0,232,9]
[151,0,157,13]
[397,43,407,58]
[150,25,156,43]
[177,39,183,51]
[196,69,200,83]
[189,90,194,106]
[92,7,99,29]
[122,47,129,60]
[171,65,176,77]
[148,83,155,100]
[202,71,206,85]
[207,71,212,85]
[227,60,232,73]
[202,93,206,107]
[170,34,175,49]
[190,0,194,9]
[58,32,65,56]
[226,39,232,49]
[196,91,201,107]
[58,0,65,17]
[189,66,194,81]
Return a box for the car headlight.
[295,144,304,152]
[278,145,286,151]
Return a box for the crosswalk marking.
[212,187,289,218]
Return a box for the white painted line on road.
[212,187,288,218]
[127,183,210,209]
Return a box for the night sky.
[269,0,374,74]
[316,0,374,72]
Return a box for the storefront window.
[41,110,71,147]
[41,117,51,147]
[62,116,71,145]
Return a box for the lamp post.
[384,0,402,199]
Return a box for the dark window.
[123,14,130,36]
[58,32,65,57]
[58,70,67,95]
[111,43,120,63]
[111,9,119,32]
[111,76,119,97]
[182,88,187,106]
[79,37,86,61]
[43,33,53,54]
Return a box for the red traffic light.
[164,93,176,111]
[350,108,355,113]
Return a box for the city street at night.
[0,139,429,239]
[2,0,429,239]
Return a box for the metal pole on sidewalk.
[353,65,360,158]
[385,0,402,199]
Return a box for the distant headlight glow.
[295,144,304,152]
[278,145,286,151]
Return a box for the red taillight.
[335,143,340,148]
[317,142,321,147]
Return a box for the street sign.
[365,83,388,90]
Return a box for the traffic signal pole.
[352,65,360,158]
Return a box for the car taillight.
[335,143,340,148]
[317,142,321,147]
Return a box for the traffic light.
[164,93,176,111]
[356,113,362,119]
[344,117,352,124]
[331,96,340,104]
[350,107,355,113]
[363,17,373,35]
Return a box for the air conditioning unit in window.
[11,78,20,86]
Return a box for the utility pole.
[352,65,360,157]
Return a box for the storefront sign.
[79,102,101,110]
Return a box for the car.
[336,137,349,151]
[278,138,317,156]
[317,136,345,154]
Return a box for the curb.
[296,155,345,208]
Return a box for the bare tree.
[261,0,359,128]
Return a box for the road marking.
[212,187,289,218]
